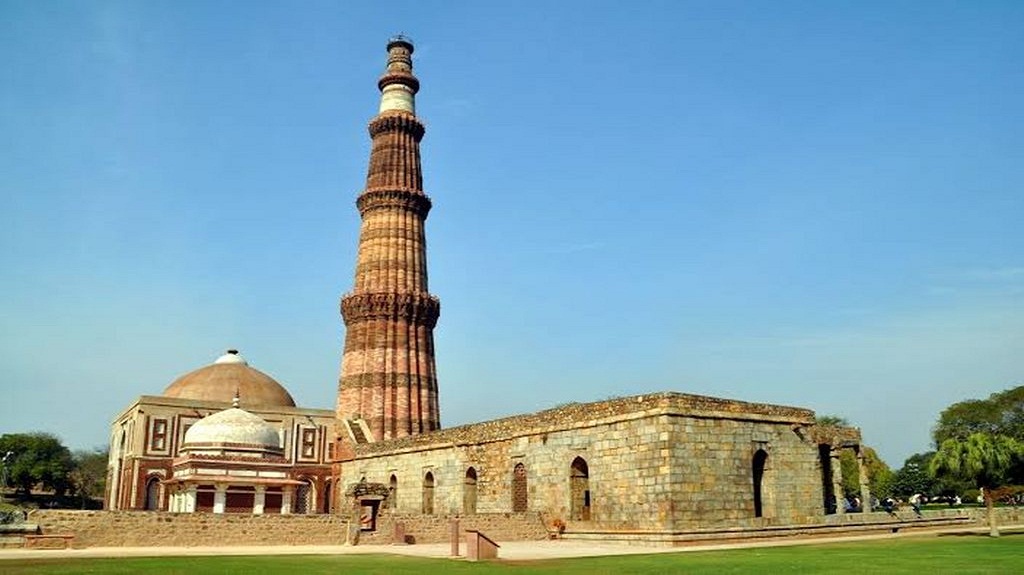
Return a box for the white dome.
[182,407,282,454]
[214,350,247,365]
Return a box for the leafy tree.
[862,447,894,498]
[933,385,1024,484]
[816,415,851,427]
[891,452,936,497]
[815,416,892,501]
[929,433,1024,537]
[934,385,1024,444]
[0,433,74,496]
[69,449,108,509]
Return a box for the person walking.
[909,493,923,518]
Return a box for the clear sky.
[1,1,1021,468]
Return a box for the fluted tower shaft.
[337,37,441,441]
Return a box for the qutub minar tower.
[336,36,441,442]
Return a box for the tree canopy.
[929,432,1024,536]
[69,449,108,509]
[934,385,1024,445]
[0,433,74,496]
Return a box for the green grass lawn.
[2,533,1022,574]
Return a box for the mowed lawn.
[3,534,1022,574]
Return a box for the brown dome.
[162,350,296,408]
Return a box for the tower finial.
[378,35,419,114]
[232,389,240,408]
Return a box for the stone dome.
[162,350,296,408]
[182,404,283,455]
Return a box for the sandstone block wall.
[340,402,828,532]
[360,512,547,544]
[28,510,349,548]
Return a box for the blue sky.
[1,1,1021,467]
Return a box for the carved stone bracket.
[357,187,432,217]
[341,291,440,327]
[377,72,420,94]
[368,112,425,140]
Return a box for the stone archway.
[144,476,161,511]
[512,462,528,512]
[570,456,590,520]
[422,471,435,515]
[323,479,332,514]
[464,467,478,515]
[752,449,768,518]
[295,479,314,514]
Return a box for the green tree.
[933,385,1024,484]
[934,385,1024,444]
[69,449,108,509]
[816,416,892,501]
[929,433,1024,537]
[891,452,936,497]
[0,433,74,496]
[816,415,851,427]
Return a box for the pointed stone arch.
[144,476,161,511]
[389,474,398,511]
[422,471,435,515]
[570,456,590,520]
[295,478,314,514]
[752,449,769,518]
[512,462,528,512]
[464,467,478,515]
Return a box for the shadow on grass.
[937,529,1024,538]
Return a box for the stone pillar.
[254,486,266,515]
[213,485,227,514]
[857,448,872,512]
[830,448,845,516]
[185,485,197,513]
[281,486,294,515]
[450,518,460,556]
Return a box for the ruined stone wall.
[340,406,826,532]
[28,510,349,548]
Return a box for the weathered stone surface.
[337,392,848,532]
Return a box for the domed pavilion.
[106,350,335,514]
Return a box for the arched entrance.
[295,479,314,514]
[322,479,332,514]
[464,467,478,515]
[570,456,590,520]
[512,462,528,512]
[753,449,769,518]
[144,476,161,511]
[422,472,435,514]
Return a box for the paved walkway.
[2,524,1020,562]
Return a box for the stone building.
[329,37,871,539]
[102,37,871,541]
[106,350,334,514]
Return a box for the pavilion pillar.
[281,486,294,515]
[830,448,845,516]
[857,448,872,512]
[213,485,227,514]
[254,486,266,515]
[185,485,197,513]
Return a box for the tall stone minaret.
[336,36,440,443]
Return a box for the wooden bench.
[23,534,75,550]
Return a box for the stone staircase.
[561,513,975,547]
